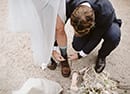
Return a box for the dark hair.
[70,5,95,35]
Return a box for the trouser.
[72,22,121,58]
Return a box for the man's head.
[70,5,95,37]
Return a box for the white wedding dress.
[8,0,66,68]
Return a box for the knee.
[111,37,120,48]
[108,31,121,47]
[56,25,65,36]
[56,16,66,37]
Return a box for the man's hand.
[52,50,65,62]
[69,53,79,60]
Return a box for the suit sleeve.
[82,28,106,54]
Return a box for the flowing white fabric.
[12,78,63,94]
[8,0,66,68]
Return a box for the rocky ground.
[0,0,130,94]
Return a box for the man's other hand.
[69,53,78,60]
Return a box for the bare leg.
[47,15,67,70]
[55,15,71,77]
[55,15,67,47]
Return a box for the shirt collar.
[81,2,91,8]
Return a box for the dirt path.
[0,0,130,94]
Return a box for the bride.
[8,0,66,69]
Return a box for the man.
[48,0,121,75]
[67,0,122,73]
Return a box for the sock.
[59,46,67,59]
